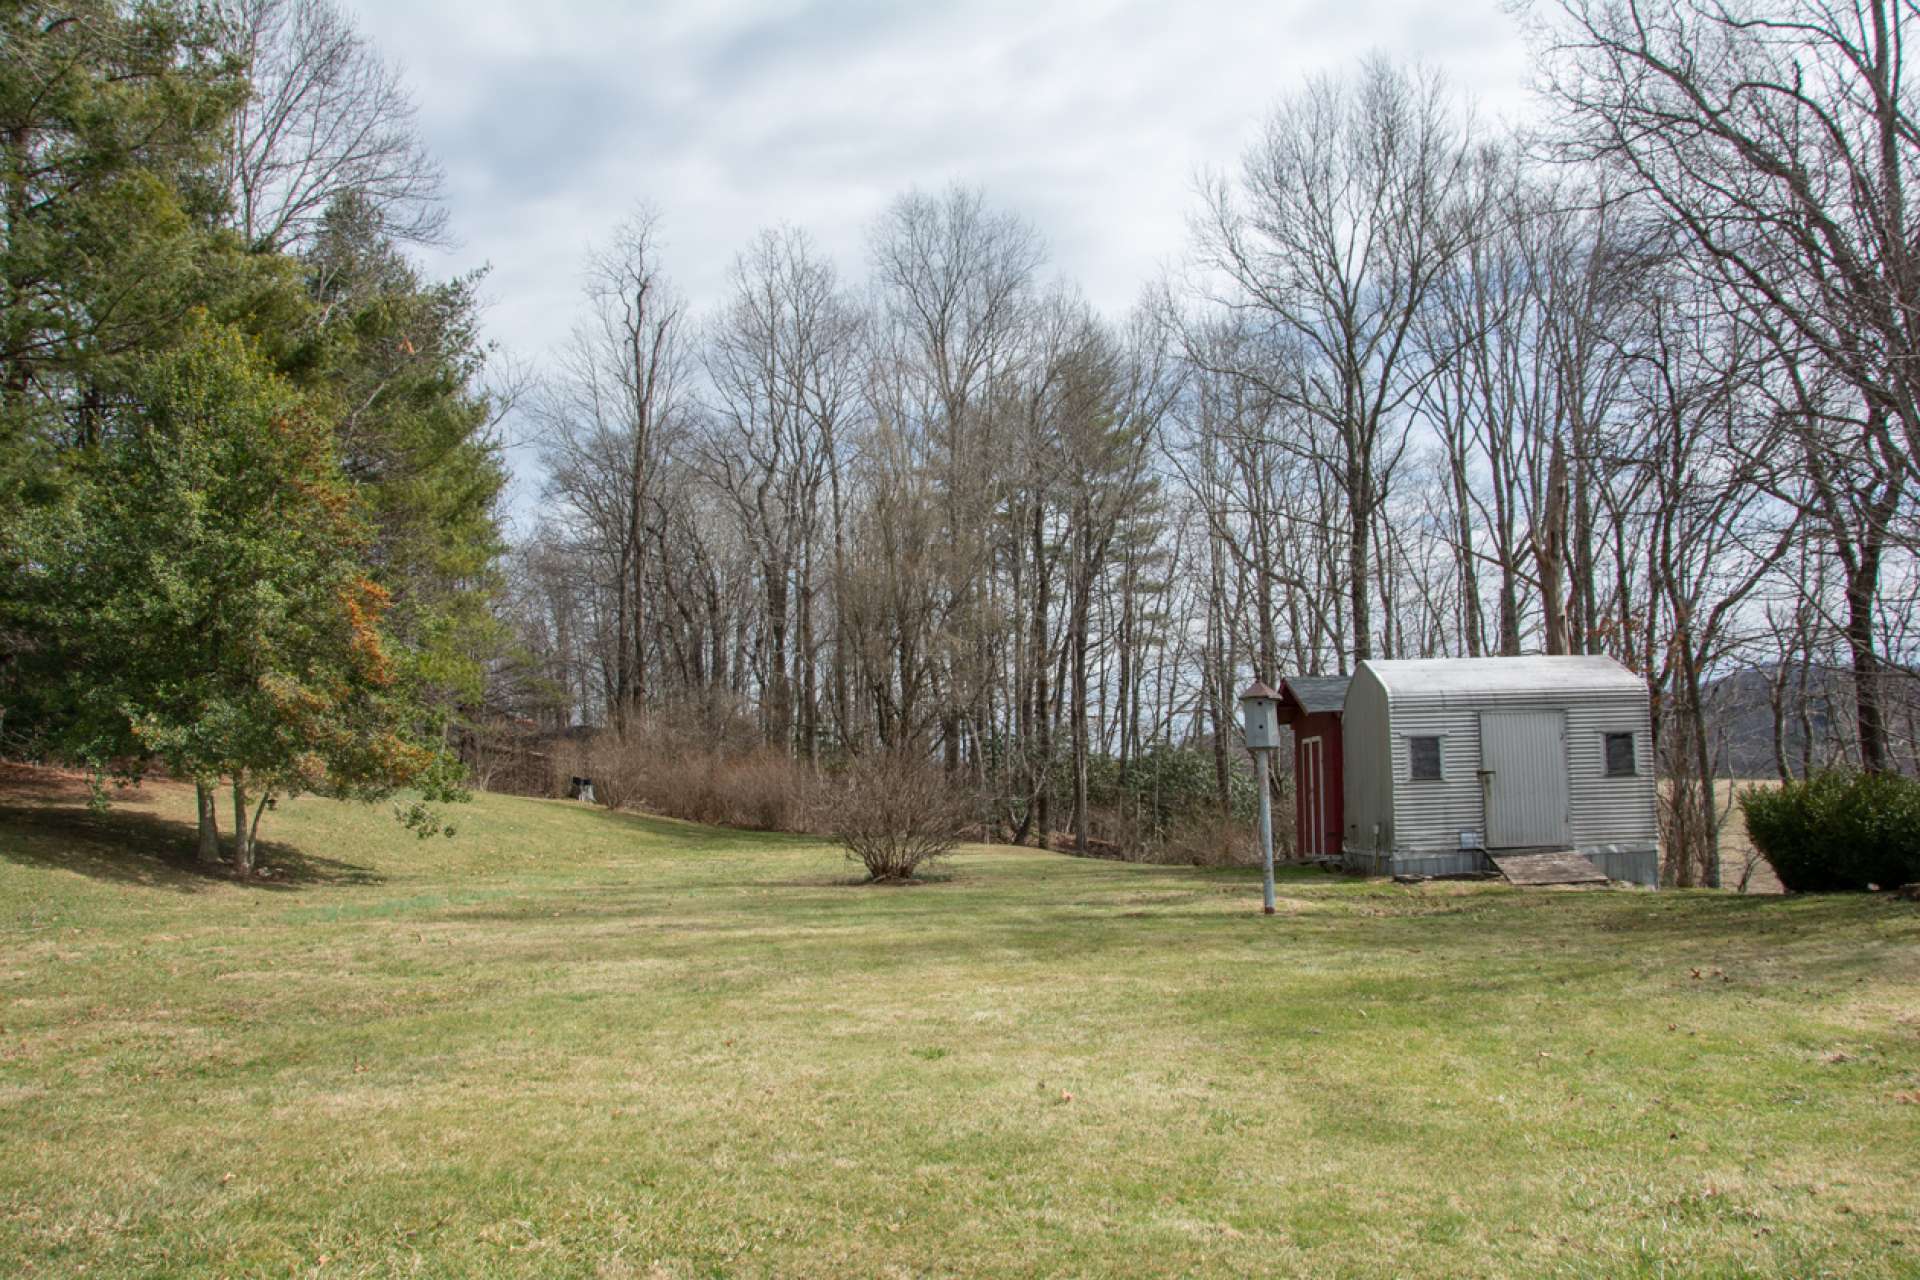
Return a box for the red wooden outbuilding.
[1276,676,1350,859]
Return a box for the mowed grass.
[1,770,1917,1278]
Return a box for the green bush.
[1739,771,1920,892]
[1046,744,1258,837]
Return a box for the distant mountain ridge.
[1702,664,1919,778]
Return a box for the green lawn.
[1,769,1916,1278]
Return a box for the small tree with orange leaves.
[19,320,464,874]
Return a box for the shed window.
[1604,732,1637,778]
[1409,735,1443,781]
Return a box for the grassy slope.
[0,772,1916,1279]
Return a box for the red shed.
[1277,676,1349,859]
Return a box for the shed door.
[1301,735,1324,856]
[1479,710,1569,848]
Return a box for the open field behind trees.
[1,768,1917,1278]
[1715,780,1784,895]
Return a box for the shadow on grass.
[754,877,934,890]
[0,762,152,805]
[0,803,382,893]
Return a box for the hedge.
[1739,770,1920,892]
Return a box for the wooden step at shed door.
[1489,849,1609,886]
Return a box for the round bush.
[1740,770,1920,892]
[830,754,972,882]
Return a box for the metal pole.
[1255,747,1276,914]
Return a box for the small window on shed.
[1604,732,1637,778]
[1409,735,1443,781]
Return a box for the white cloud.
[342,0,1535,513]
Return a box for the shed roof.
[1361,655,1644,700]
[1281,675,1352,715]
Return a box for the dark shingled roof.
[1282,675,1351,716]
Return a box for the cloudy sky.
[344,0,1537,508]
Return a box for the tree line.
[498,4,1920,886]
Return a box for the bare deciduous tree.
[536,209,689,735]
[1542,0,1920,767]
[702,227,864,757]
[219,0,446,251]
[1195,58,1478,664]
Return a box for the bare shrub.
[553,715,825,833]
[548,738,586,800]
[1077,803,1143,857]
[715,751,808,830]
[578,734,653,812]
[1137,813,1260,868]
[830,754,972,882]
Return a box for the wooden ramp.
[1489,849,1610,887]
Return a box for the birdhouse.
[1240,681,1282,751]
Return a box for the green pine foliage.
[15,320,465,816]
[1046,744,1258,837]
[294,194,508,709]
[0,2,504,843]
[0,0,245,489]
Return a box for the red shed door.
[1300,734,1326,856]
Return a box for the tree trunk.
[1686,677,1721,891]
[1797,653,1816,777]
[196,782,221,863]
[765,568,792,751]
[1208,543,1232,813]
[1031,503,1052,846]
[2,126,31,411]
[1768,664,1793,783]
[1843,543,1889,773]
[1348,480,1373,664]
[1069,508,1093,852]
[798,548,818,763]
[1567,398,1599,654]
[1116,553,1134,784]
[231,778,253,877]
[1071,613,1090,853]
[1450,439,1484,658]
[1540,436,1570,655]
[612,541,635,740]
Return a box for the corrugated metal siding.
[1399,685,1659,859]
[1383,703,1485,853]
[1339,659,1661,874]
[1481,709,1571,846]
[1587,846,1660,886]
[1565,698,1660,848]
[1341,669,1392,853]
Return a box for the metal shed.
[1276,676,1350,860]
[1340,656,1660,885]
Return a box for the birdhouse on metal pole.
[1240,680,1281,915]
[1239,681,1282,751]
